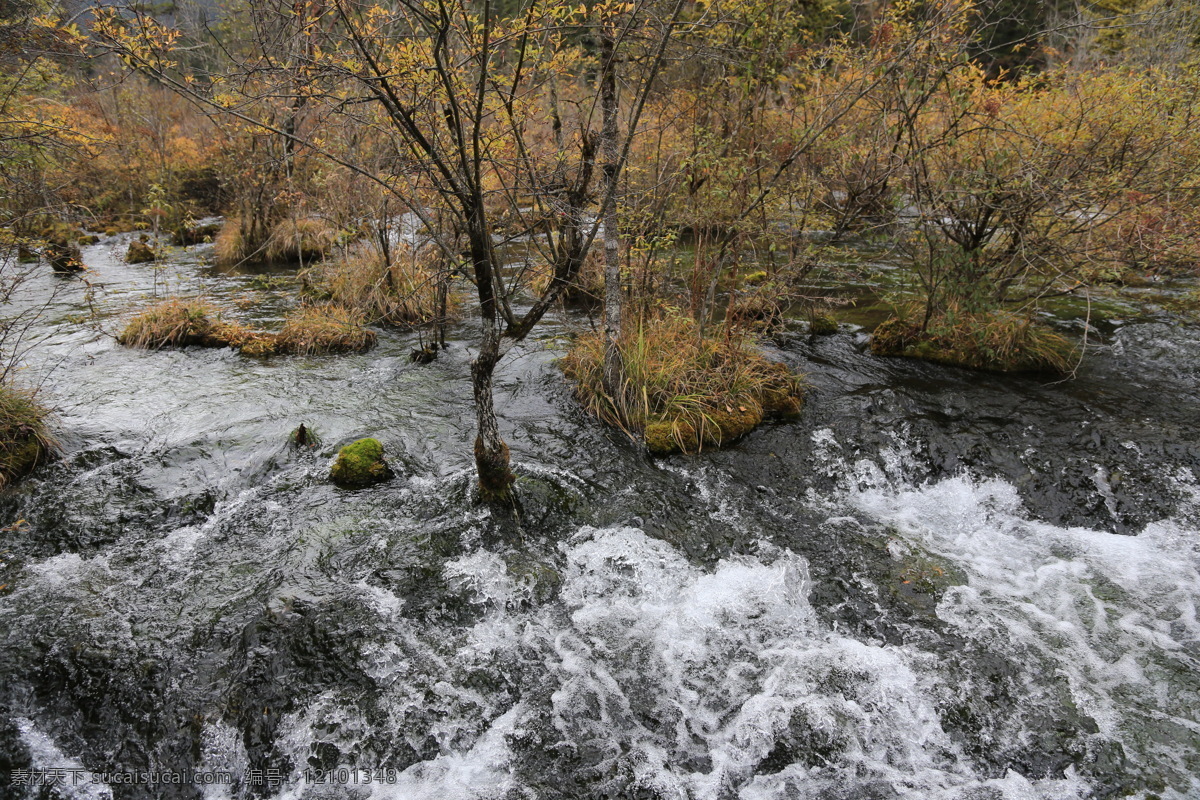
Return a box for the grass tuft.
[871,308,1075,373]
[265,217,336,264]
[276,304,376,355]
[300,245,452,328]
[118,298,221,349]
[0,384,53,487]
[562,312,804,454]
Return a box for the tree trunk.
[471,324,514,505]
[600,30,623,397]
[467,221,516,505]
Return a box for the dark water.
[1,233,1198,799]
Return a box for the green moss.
[644,404,765,455]
[330,437,393,487]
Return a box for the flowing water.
[1,233,1198,799]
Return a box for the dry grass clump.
[206,320,278,356]
[118,298,222,349]
[0,384,53,487]
[118,297,278,355]
[276,304,376,355]
[562,312,804,454]
[119,298,378,357]
[214,217,249,267]
[871,308,1075,373]
[264,217,336,264]
[216,214,335,267]
[300,245,451,327]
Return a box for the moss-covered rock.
[809,312,839,335]
[330,438,393,487]
[760,362,805,417]
[126,236,157,264]
[46,242,84,272]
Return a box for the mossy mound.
[126,236,157,264]
[809,312,839,335]
[871,312,1074,373]
[330,438,393,487]
[0,385,53,487]
[207,321,278,356]
[644,404,764,455]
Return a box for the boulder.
[126,236,157,264]
[330,437,393,487]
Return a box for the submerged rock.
[330,438,393,487]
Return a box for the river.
[1,231,1197,799]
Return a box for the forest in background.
[3,0,1200,498]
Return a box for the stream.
[0,232,1198,799]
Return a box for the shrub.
[562,312,804,454]
[300,245,451,328]
[0,384,53,487]
[870,309,1075,373]
[528,247,605,305]
[276,304,376,355]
